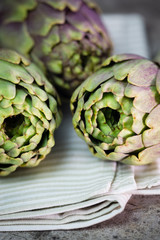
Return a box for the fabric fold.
[0,194,131,230]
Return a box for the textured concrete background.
[1,0,160,239]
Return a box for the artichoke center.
[4,114,24,138]
[102,108,120,130]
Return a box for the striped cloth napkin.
[0,14,160,231]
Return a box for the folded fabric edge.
[0,194,131,231]
[133,186,160,195]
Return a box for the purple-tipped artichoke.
[0,49,61,176]
[0,0,112,96]
[71,54,160,165]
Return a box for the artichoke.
[71,54,160,165]
[0,49,61,176]
[0,0,112,96]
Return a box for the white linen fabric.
[0,14,159,231]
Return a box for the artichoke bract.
[71,54,160,165]
[0,0,112,96]
[0,49,61,176]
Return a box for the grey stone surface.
[0,0,160,239]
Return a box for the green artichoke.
[0,0,112,96]
[0,49,61,176]
[71,54,160,165]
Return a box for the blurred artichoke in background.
[0,49,61,176]
[71,54,160,165]
[0,0,112,96]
